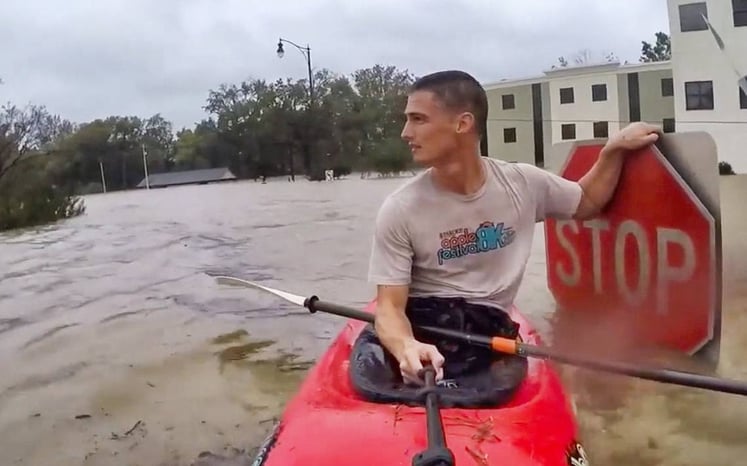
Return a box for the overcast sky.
[1,0,670,130]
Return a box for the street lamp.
[277,37,314,177]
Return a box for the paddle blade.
[213,276,307,307]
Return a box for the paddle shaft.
[303,296,747,397]
[514,342,747,396]
[423,368,446,449]
[305,296,494,346]
[412,367,455,466]
[305,297,375,323]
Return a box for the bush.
[718,161,736,175]
[368,138,412,176]
[332,165,351,178]
[0,156,85,232]
[0,188,85,231]
[0,103,86,232]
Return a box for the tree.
[640,32,671,62]
[198,64,416,181]
[0,104,64,183]
[350,65,416,175]
[0,103,85,231]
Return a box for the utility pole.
[142,144,150,190]
[99,159,107,193]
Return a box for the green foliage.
[369,137,413,176]
[640,32,671,62]
[196,64,416,179]
[0,103,85,232]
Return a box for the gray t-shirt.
[367,157,583,311]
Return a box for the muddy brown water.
[1,174,746,466]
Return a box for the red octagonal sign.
[545,141,718,355]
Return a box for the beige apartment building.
[481,0,746,172]
[482,61,675,166]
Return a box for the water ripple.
[21,323,80,349]
[0,317,29,336]
[2,361,89,394]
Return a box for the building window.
[591,84,607,102]
[593,121,609,138]
[560,87,574,104]
[661,78,674,97]
[663,118,676,133]
[561,123,576,140]
[502,94,515,110]
[734,0,747,27]
[685,81,714,110]
[740,86,747,109]
[680,3,708,31]
[504,127,517,143]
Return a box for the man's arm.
[574,122,661,219]
[528,122,662,221]
[374,284,415,362]
[367,197,415,359]
[573,147,625,220]
[368,196,446,382]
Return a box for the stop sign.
[544,141,718,355]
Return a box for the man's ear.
[455,112,475,134]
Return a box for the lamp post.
[277,37,314,178]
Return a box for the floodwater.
[1,174,746,466]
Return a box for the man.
[367,70,660,385]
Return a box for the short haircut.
[409,70,488,136]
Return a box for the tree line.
[0,64,418,231]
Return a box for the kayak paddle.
[212,275,747,397]
[412,365,456,466]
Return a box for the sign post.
[544,133,722,364]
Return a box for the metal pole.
[305,44,314,176]
[99,159,107,193]
[277,38,314,176]
[142,144,150,190]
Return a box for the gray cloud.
[0,0,670,130]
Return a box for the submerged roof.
[136,167,237,188]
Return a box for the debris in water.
[75,414,91,419]
[217,340,275,362]
[211,329,249,344]
[111,420,143,440]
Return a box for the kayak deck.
[253,302,586,466]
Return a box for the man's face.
[400,90,463,167]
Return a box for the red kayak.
[251,301,588,466]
